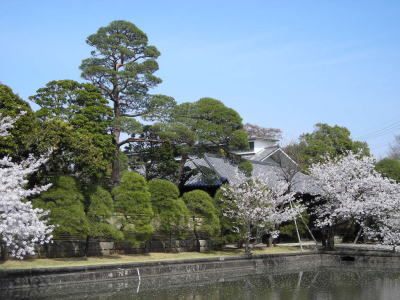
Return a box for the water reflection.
[3,266,400,299]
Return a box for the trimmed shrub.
[112,172,153,246]
[149,179,189,242]
[86,185,123,242]
[33,176,89,238]
[182,190,220,243]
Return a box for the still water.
[5,266,400,299]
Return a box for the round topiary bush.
[182,190,220,242]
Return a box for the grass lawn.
[0,245,308,270]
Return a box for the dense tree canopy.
[285,123,369,170]
[154,97,248,185]
[126,126,179,181]
[0,84,38,160]
[376,158,400,182]
[30,80,114,182]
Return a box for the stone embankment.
[2,248,400,298]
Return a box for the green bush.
[86,185,123,242]
[238,160,253,177]
[279,209,310,240]
[214,188,244,243]
[112,172,154,246]
[182,190,220,242]
[148,179,180,214]
[33,176,89,237]
[149,179,189,241]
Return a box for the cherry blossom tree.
[220,171,303,255]
[0,115,53,259]
[363,212,400,251]
[309,151,400,249]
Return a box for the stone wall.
[32,239,211,258]
[0,252,321,291]
[3,250,400,297]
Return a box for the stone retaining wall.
[2,250,400,295]
[33,239,211,258]
[0,252,321,291]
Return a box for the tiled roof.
[184,153,320,195]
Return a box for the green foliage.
[148,179,180,214]
[86,185,123,240]
[30,80,114,182]
[279,210,309,240]
[80,20,162,100]
[112,172,154,246]
[182,190,220,239]
[214,188,244,243]
[168,97,247,150]
[79,20,176,128]
[0,84,38,160]
[375,158,400,182]
[116,151,130,174]
[33,177,122,244]
[154,97,248,184]
[230,129,250,150]
[126,127,179,181]
[238,160,253,177]
[32,176,89,237]
[290,123,370,170]
[149,179,189,240]
[30,80,111,129]
[80,20,176,184]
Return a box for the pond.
[5,265,400,299]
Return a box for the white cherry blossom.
[221,171,304,254]
[309,151,400,247]
[0,115,53,259]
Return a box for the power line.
[357,120,400,140]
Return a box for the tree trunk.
[244,222,252,255]
[267,235,273,247]
[175,155,188,186]
[111,99,121,186]
[84,236,90,257]
[0,241,6,261]
[244,237,251,255]
[322,226,335,250]
[193,217,200,251]
[111,155,121,186]
[353,227,362,244]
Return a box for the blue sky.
[1,0,399,157]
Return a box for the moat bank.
[2,249,400,292]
